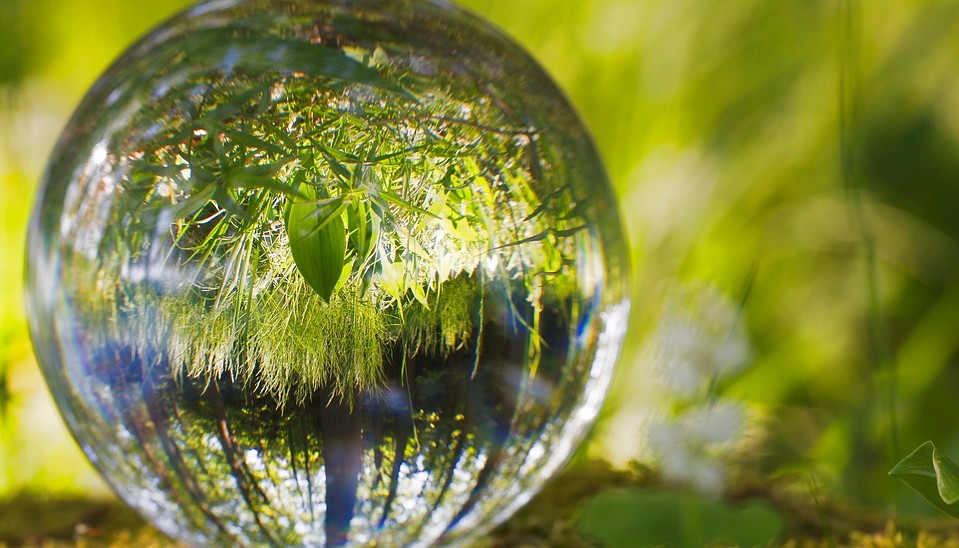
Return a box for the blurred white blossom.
[655,284,752,396]
[597,282,755,472]
[640,284,754,496]
[649,401,745,496]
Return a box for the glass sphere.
[25,0,629,545]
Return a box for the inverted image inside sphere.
[26,0,630,546]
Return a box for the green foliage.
[578,489,783,548]
[249,285,386,405]
[0,0,36,87]
[81,24,591,407]
[0,492,162,547]
[890,441,959,518]
[284,183,347,302]
[402,276,478,357]
[168,275,391,407]
[189,30,415,99]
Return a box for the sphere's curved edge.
[26,0,633,545]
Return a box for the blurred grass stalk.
[838,0,905,530]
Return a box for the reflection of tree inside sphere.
[25,0,629,545]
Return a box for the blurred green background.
[5,0,959,543]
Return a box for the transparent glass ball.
[25,0,629,545]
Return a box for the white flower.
[654,285,752,396]
[682,402,745,447]
[648,402,745,496]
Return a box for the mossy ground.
[5,461,959,547]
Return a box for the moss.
[0,491,176,548]
[8,462,959,547]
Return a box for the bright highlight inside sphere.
[25,0,629,545]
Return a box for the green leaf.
[377,189,442,220]
[192,30,415,100]
[284,184,347,302]
[346,199,374,266]
[322,151,353,181]
[226,131,289,157]
[262,122,300,152]
[203,84,271,122]
[213,186,251,222]
[936,445,959,504]
[223,160,298,196]
[172,183,217,220]
[578,489,782,548]
[891,441,959,517]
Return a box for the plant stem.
[838,0,903,524]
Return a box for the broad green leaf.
[333,257,355,294]
[579,489,782,548]
[935,445,959,504]
[891,441,959,517]
[284,184,347,302]
[377,258,406,303]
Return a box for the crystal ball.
[25,0,630,545]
